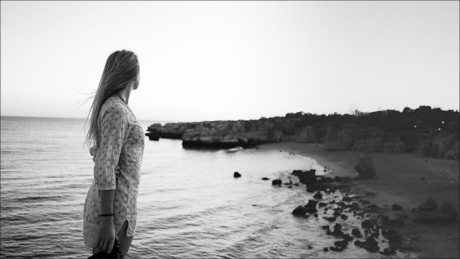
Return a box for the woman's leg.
[117,220,133,258]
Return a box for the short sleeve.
[93,104,128,190]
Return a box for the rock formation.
[145,106,459,159]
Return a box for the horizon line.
[2,105,458,124]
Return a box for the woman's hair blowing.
[85,50,139,147]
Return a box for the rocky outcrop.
[147,123,191,139]
[145,107,459,158]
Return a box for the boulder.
[292,206,308,217]
[361,219,377,229]
[327,223,344,236]
[291,169,317,185]
[380,248,397,256]
[329,246,344,252]
[145,132,160,141]
[342,234,353,242]
[233,172,241,178]
[313,192,323,199]
[305,199,318,213]
[318,202,327,207]
[334,239,349,249]
[325,216,337,222]
[272,179,282,186]
[352,228,362,238]
[355,236,379,253]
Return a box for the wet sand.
[260,142,459,258]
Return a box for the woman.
[83,50,144,258]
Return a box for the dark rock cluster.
[285,169,459,255]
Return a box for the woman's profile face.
[132,73,140,90]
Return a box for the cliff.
[146,106,459,159]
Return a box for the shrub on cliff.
[354,154,376,179]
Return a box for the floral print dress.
[83,96,145,249]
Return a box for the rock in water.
[352,228,362,238]
[334,239,349,249]
[313,192,323,199]
[381,248,397,256]
[305,199,318,213]
[361,219,377,229]
[329,246,343,252]
[318,202,327,207]
[272,179,282,186]
[327,223,344,236]
[355,236,379,253]
[292,206,308,217]
[234,172,242,178]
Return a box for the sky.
[1,1,459,122]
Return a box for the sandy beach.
[260,142,459,258]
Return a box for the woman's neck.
[116,86,131,105]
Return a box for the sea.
[0,116,416,258]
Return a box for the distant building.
[353,109,370,116]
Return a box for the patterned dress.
[83,96,145,248]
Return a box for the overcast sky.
[1,1,459,122]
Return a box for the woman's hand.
[98,217,116,254]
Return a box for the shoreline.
[260,142,459,258]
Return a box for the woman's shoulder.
[100,96,129,119]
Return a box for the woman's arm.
[98,189,116,254]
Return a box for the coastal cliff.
[146,106,459,159]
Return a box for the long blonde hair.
[85,50,140,147]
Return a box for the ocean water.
[1,116,415,258]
